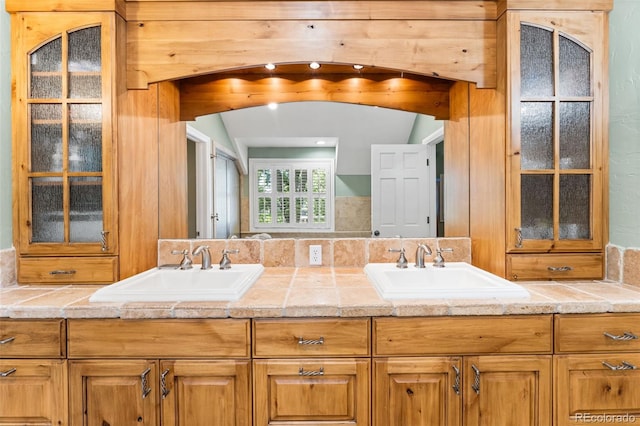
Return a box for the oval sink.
[364,262,529,300]
[89,264,264,302]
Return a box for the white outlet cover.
[309,245,322,265]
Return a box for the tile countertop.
[2,267,640,319]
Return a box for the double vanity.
[3,243,640,425]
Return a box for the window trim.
[249,158,335,233]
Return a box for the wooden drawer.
[253,318,370,358]
[18,256,118,284]
[68,319,250,358]
[506,254,603,281]
[374,315,552,356]
[555,314,640,353]
[0,319,66,358]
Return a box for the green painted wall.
[407,114,443,144]
[609,0,640,248]
[0,0,11,249]
[188,114,236,153]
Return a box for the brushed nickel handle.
[452,365,460,395]
[0,337,15,345]
[604,331,638,341]
[547,266,573,272]
[160,369,170,399]
[299,367,324,376]
[0,368,16,377]
[602,361,637,371]
[297,336,324,345]
[515,228,523,248]
[101,230,109,252]
[141,367,152,399]
[471,365,480,394]
[49,270,77,275]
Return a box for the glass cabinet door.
[510,21,600,251]
[26,24,111,253]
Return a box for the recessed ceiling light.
[267,102,278,110]
[316,140,326,145]
[353,64,364,70]
[309,62,321,70]
[265,63,276,70]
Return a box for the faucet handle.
[222,249,240,255]
[388,248,408,269]
[433,247,454,268]
[219,249,240,269]
[171,249,193,270]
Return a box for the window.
[249,159,334,232]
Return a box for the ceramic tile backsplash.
[0,247,16,287]
[607,244,623,283]
[158,237,472,269]
[623,247,640,286]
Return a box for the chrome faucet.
[415,244,433,268]
[219,249,239,270]
[388,248,408,268]
[192,245,212,270]
[433,247,454,268]
[171,249,193,270]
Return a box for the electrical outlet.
[309,245,322,266]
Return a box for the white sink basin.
[89,264,264,302]
[364,262,529,300]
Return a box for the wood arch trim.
[179,65,453,120]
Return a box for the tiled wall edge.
[607,243,640,287]
[0,247,17,288]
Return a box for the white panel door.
[371,144,435,237]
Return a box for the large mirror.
[180,63,453,240]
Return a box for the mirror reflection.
[187,102,445,240]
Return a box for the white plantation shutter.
[250,159,334,232]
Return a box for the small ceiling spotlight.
[353,64,364,70]
[316,140,326,145]
[265,63,276,70]
[267,102,278,110]
[309,62,321,70]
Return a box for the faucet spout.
[415,244,433,268]
[193,245,212,270]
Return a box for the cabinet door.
[14,12,117,256]
[160,360,251,426]
[506,11,606,253]
[0,359,67,425]
[253,358,370,426]
[374,357,462,426]
[464,355,552,426]
[69,360,158,426]
[555,354,640,426]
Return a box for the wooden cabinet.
[373,316,553,426]
[504,11,608,280]
[555,314,640,425]
[67,319,252,426]
[253,318,371,426]
[0,319,67,425]
[12,12,121,283]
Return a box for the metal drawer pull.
[140,367,152,399]
[602,361,637,371]
[297,336,324,345]
[471,365,480,395]
[49,270,77,275]
[160,369,170,399]
[452,365,460,395]
[604,331,638,341]
[299,367,324,376]
[0,337,15,345]
[0,368,16,377]
[547,266,573,272]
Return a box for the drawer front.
[253,318,370,357]
[506,254,603,281]
[68,319,250,358]
[253,358,370,426]
[555,354,640,426]
[18,256,118,284]
[556,314,640,353]
[374,315,553,356]
[0,319,66,358]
